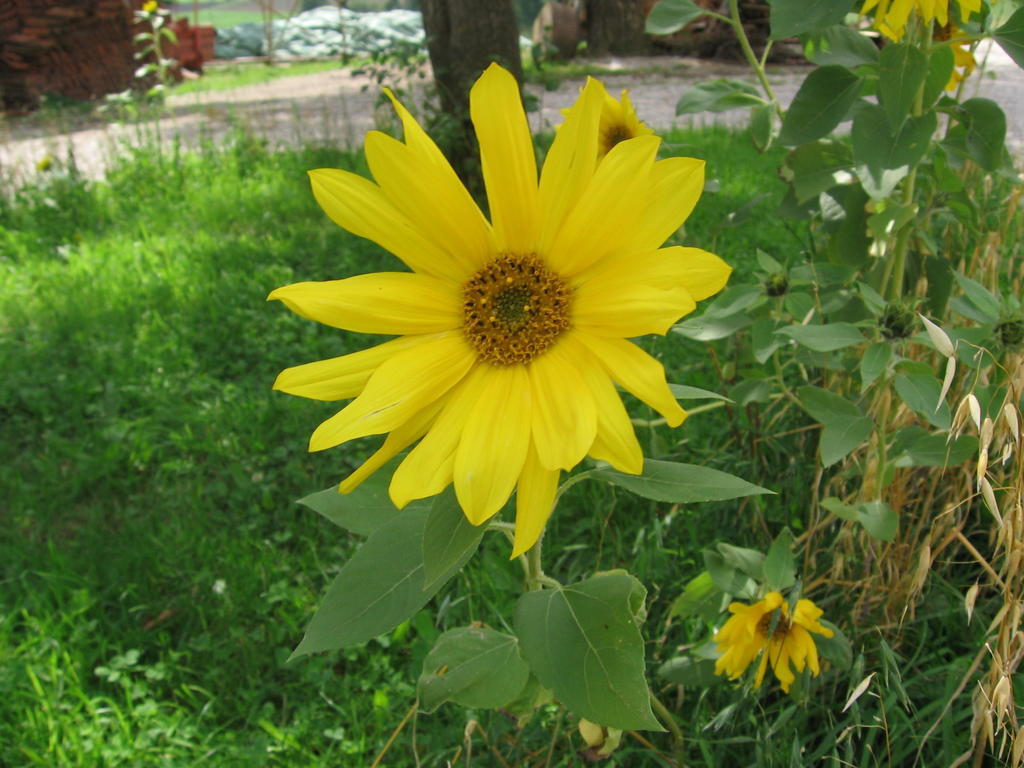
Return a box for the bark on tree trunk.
[584,0,649,57]
[421,0,522,189]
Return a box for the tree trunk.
[421,0,522,189]
[585,0,649,57]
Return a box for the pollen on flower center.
[462,254,571,366]
[602,124,631,154]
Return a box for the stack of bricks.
[0,0,146,111]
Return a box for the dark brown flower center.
[758,611,791,638]
[601,124,632,155]
[462,254,571,366]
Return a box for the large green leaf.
[805,25,879,67]
[763,528,796,591]
[922,45,954,108]
[422,487,485,591]
[669,383,732,401]
[784,141,855,203]
[893,433,978,468]
[858,500,898,541]
[769,0,853,39]
[657,656,720,686]
[944,98,1007,171]
[417,627,530,713]
[993,6,1024,69]
[779,66,863,146]
[852,104,936,198]
[860,341,892,389]
[893,373,952,429]
[797,386,874,466]
[776,322,866,352]
[953,272,1001,322]
[675,79,764,115]
[877,43,928,130]
[672,313,752,341]
[291,506,472,658]
[514,571,660,731]
[645,0,708,35]
[296,456,404,536]
[593,459,773,503]
[669,571,723,621]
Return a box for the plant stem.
[726,0,783,118]
[649,690,685,765]
[526,534,546,591]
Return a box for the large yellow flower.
[861,0,981,40]
[269,64,729,557]
[714,591,834,693]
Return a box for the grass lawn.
[0,120,986,766]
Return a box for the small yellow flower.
[861,0,980,41]
[597,89,654,158]
[714,591,833,693]
[142,0,159,12]
[36,154,54,172]
[270,65,730,557]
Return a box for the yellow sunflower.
[598,89,654,158]
[714,591,834,693]
[269,64,729,557]
[861,0,981,41]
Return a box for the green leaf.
[645,0,708,35]
[954,272,1001,322]
[797,386,874,466]
[675,79,764,115]
[669,383,732,402]
[417,627,530,713]
[704,549,756,597]
[894,433,978,468]
[993,7,1024,69]
[769,0,852,39]
[291,507,471,658]
[821,496,859,522]
[860,342,892,389]
[296,457,404,536]
[422,487,485,591]
[657,656,720,686]
[717,542,765,580]
[779,66,863,146]
[670,571,723,621]
[944,98,1008,171]
[672,313,752,341]
[514,571,660,731]
[877,43,928,130]
[593,459,774,503]
[784,141,855,203]
[764,529,796,591]
[852,104,937,197]
[502,675,552,720]
[922,45,954,109]
[815,619,852,669]
[805,25,879,67]
[750,102,777,151]
[730,377,775,406]
[893,373,952,429]
[776,322,866,352]
[858,500,898,541]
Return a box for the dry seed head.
[965,582,980,624]
[920,313,956,357]
[981,477,1001,523]
[1004,403,1020,444]
[1012,725,1024,768]
[1002,441,1014,466]
[993,676,1012,721]
[938,356,956,410]
[969,394,983,430]
[913,543,932,595]
[952,396,973,439]
[978,450,990,486]
[982,417,995,452]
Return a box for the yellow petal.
[309,333,474,451]
[364,131,493,278]
[575,334,687,427]
[528,343,597,471]
[273,335,426,401]
[470,64,540,254]
[382,87,451,171]
[510,443,560,558]
[547,135,660,277]
[308,168,465,282]
[631,156,705,251]
[575,343,643,473]
[388,364,487,508]
[268,273,461,335]
[574,246,731,303]
[338,398,444,493]
[574,278,696,337]
[537,78,604,255]
[454,364,531,525]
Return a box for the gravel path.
[1,43,1020,186]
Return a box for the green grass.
[0,124,988,766]
[172,59,346,97]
